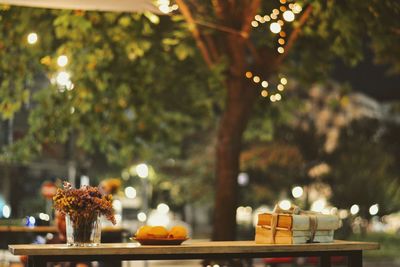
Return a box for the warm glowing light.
[275,93,282,101]
[157,203,170,214]
[157,0,171,14]
[57,55,68,67]
[279,31,286,37]
[339,209,349,219]
[261,81,269,88]
[28,216,36,226]
[39,213,50,221]
[2,205,11,218]
[27,32,38,44]
[251,21,259,27]
[137,212,147,222]
[292,186,303,198]
[254,15,262,21]
[136,163,149,178]
[159,5,170,13]
[264,15,271,22]
[237,172,249,185]
[253,76,261,83]
[283,10,295,22]
[278,20,284,26]
[245,71,253,78]
[56,71,71,87]
[270,13,278,20]
[113,200,122,211]
[280,0,286,3]
[278,38,285,45]
[311,199,326,212]
[280,77,288,85]
[277,84,284,91]
[369,204,379,216]
[272,9,279,15]
[261,90,268,97]
[270,22,281,34]
[279,200,291,210]
[292,3,302,14]
[280,6,287,12]
[350,204,359,215]
[277,47,285,54]
[270,95,276,102]
[125,186,137,199]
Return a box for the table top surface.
[9,240,379,256]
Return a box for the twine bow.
[269,204,318,244]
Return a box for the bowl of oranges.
[132,225,189,245]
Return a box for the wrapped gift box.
[255,210,341,244]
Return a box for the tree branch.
[240,0,261,36]
[212,0,228,19]
[277,4,313,64]
[194,19,247,38]
[176,0,213,67]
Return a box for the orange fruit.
[147,226,168,238]
[135,225,152,239]
[168,226,187,239]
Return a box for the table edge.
[8,240,380,256]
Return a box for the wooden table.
[9,240,379,267]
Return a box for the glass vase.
[66,213,101,246]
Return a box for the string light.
[253,76,261,83]
[279,31,286,37]
[263,15,271,21]
[278,38,285,45]
[280,0,286,3]
[292,3,302,14]
[261,81,269,88]
[277,20,284,26]
[283,10,295,22]
[57,55,68,67]
[245,71,288,102]
[255,15,263,21]
[270,22,281,33]
[27,32,38,44]
[56,71,70,86]
[270,13,278,20]
[280,6,287,12]
[272,9,280,15]
[277,47,285,53]
[261,90,268,97]
[251,21,259,27]
[157,0,178,13]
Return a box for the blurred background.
[0,0,400,266]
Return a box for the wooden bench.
[9,240,379,267]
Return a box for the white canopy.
[0,0,159,13]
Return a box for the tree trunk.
[212,38,258,240]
